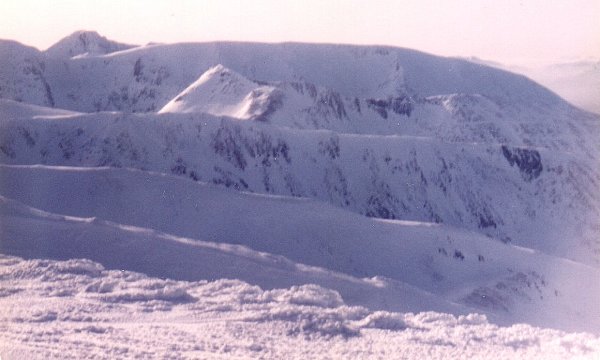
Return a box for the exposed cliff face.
[501,145,543,182]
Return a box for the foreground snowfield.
[1,255,599,359]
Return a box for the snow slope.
[0,193,461,315]
[0,41,56,107]
[1,165,599,333]
[1,108,598,266]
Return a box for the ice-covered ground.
[1,255,598,359]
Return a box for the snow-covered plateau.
[0,31,599,358]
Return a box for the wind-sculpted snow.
[1,255,599,359]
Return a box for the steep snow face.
[156,65,599,160]
[159,64,279,119]
[44,30,135,58]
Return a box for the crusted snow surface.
[1,255,599,360]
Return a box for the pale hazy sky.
[1,0,598,63]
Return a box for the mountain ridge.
[0,34,571,112]
[1,109,598,266]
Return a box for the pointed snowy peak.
[188,64,259,97]
[159,64,281,120]
[45,30,135,58]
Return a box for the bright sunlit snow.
[2,255,599,359]
[0,31,599,359]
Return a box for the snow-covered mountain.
[1,32,599,357]
[0,35,579,113]
[44,30,135,58]
[2,102,598,266]
[159,64,281,120]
